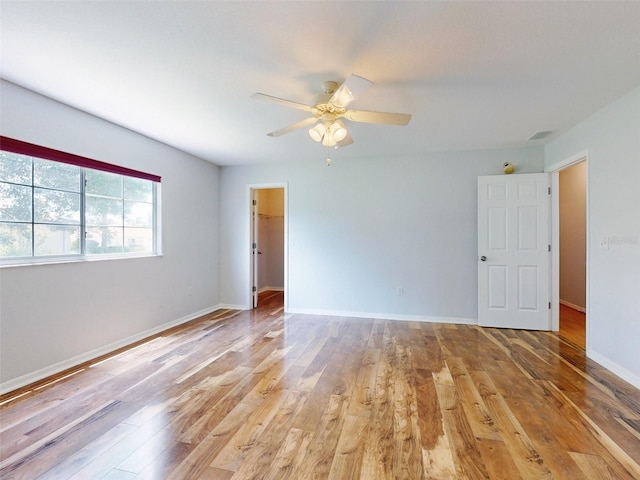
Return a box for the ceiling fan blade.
[266,116,318,137]
[343,109,411,126]
[329,74,373,108]
[251,93,313,112]
[336,130,353,148]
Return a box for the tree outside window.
[0,151,156,259]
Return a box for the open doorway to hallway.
[558,160,587,348]
[250,187,286,309]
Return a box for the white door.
[478,173,551,330]
[251,190,259,308]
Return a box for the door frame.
[251,189,259,308]
[545,150,589,345]
[246,183,288,311]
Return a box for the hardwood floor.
[559,304,586,350]
[1,291,639,479]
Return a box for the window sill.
[0,252,163,269]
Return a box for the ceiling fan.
[251,74,411,148]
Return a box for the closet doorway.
[250,186,286,309]
[558,160,587,348]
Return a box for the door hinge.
[548,244,551,252]
[252,242,257,249]
[549,302,551,309]
[252,199,257,206]
[548,187,551,195]
[252,286,257,292]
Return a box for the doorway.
[249,185,287,309]
[558,161,587,348]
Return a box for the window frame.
[0,136,162,266]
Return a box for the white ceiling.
[1,1,639,166]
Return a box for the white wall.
[545,85,640,387]
[559,161,587,309]
[0,81,221,392]
[220,147,545,320]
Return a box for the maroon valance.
[0,136,161,183]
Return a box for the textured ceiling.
[1,1,639,166]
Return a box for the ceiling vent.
[528,130,553,141]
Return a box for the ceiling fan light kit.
[308,123,324,142]
[252,74,411,158]
[308,116,348,147]
[331,120,348,142]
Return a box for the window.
[0,137,161,262]
[85,170,154,254]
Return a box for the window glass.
[86,170,122,198]
[0,183,32,222]
[124,176,153,202]
[0,152,32,185]
[124,201,153,228]
[86,227,123,254]
[34,188,81,224]
[86,197,123,227]
[34,159,80,192]
[0,223,32,257]
[124,227,153,253]
[34,225,81,256]
[85,168,154,256]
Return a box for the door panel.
[518,266,538,310]
[478,173,551,330]
[488,207,507,250]
[488,266,507,309]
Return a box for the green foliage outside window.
[0,151,155,259]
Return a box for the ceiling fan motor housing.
[311,93,346,117]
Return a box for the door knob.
[480,256,487,262]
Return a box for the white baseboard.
[559,299,586,313]
[587,350,640,390]
[285,307,477,325]
[217,303,251,310]
[0,304,226,395]
[258,286,284,293]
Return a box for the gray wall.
[0,81,221,391]
[219,148,545,320]
[546,85,640,386]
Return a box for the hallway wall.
[559,161,587,310]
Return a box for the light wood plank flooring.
[1,291,639,479]
[559,304,586,350]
